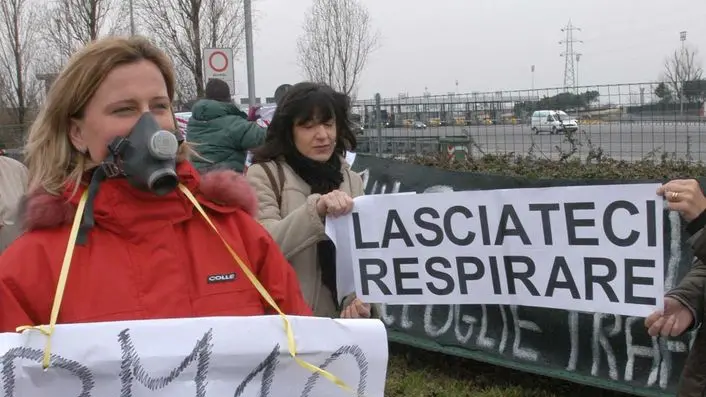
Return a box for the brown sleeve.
[348,168,366,198]
[666,228,706,329]
[245,163,325,260]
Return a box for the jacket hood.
[190,99,248,122]
[19,161,258,233]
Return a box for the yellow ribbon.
[178,184,354,393]
[17,184,354,394]
[16,189,89,368]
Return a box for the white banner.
[255,104,277,128]
[0,315,388,396]
[326,184,665,317]
[327,192,416,303]
[175,112,191,138]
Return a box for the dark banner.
[349,154,696,397]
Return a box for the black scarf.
[284,150,344,308]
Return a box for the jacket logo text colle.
[207,273,236,284]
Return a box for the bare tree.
[0,0,40,124]
[39,0,125,71]
[663,44,703,114]
[297,0,379,97]
[174,62,198,103]
[137,0,246,100]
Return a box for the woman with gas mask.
[0,36,313,333]
[246,82,377,319]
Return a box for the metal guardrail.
[0,124,25,149]
[357,136,442,156]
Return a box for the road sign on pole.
[203,48,235,96]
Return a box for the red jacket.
[0,162,312,332]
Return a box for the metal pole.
[375,93,382,157]
[129,0,135,36]
[65,20,71,63]
[244,0,256,106]
[575,54,581,118]
[575,54,581,90]
[676,30,688,115]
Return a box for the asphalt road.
[359,123,706,162]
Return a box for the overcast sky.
[231,0,706,100]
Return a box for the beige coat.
[0,156,28,253]
[247,158,366,317]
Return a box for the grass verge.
[385,343,633,397]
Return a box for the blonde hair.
[25,36,193,195]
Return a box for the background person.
[247,83,293,124]
[186,78,266,173]
[645,178,706,397]
[0,155,28,253]
[246,81,377,319]
[0,36,311,333]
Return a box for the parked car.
[412,121,427,129]
[530,110,578,134]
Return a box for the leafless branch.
[663,44,703,99]
[0,0,41,124]
[137,0,245,100]
[37,0,123,73]
[297,0,379,97]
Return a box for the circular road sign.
[208,51,228,73]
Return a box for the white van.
[530,110,578,134]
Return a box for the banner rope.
[17,184,355,395]
[177,184,354,393]
[16,189,89,368]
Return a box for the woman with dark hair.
[247,82,376,319]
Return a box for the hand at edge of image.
[644,296,693,337]
[340,298,371,319]
[658,179,706,222]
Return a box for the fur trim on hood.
[19,168,257,232]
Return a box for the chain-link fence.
[3,82,706,162]
[352,82,706,162]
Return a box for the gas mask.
[101,112,181,195]
[77,112,183,244]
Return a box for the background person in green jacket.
[187,78,266,173]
